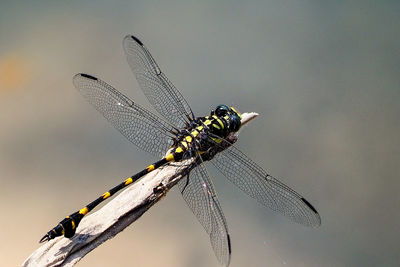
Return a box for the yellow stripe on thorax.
[210,136,223,143]
[230,107,242,119]
[215,118,224,129]
[212,124,221,130]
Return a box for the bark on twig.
[23,112,258,267]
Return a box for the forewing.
[73,73,175,158]
[177,162,231,266]
[123,35,194,128]
[211,141,321,227]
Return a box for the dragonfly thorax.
[172,105,242,157]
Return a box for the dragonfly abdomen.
[39,152,179,243]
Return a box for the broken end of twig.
[240,112,259,126]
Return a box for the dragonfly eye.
[215,105,230,117]
[229,113,241,132]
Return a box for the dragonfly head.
[212,104,242,133]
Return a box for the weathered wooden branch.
[23,112,258,267]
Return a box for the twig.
[22,112,258,267]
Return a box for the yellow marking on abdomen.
[196,126,204,131]
[185,136,192,143]
[147,164,155,171]
[181,141,188,148]
[79,207,89,215]
[165,153,175,162]
[191,130,199,137]
[204,119,212,126]
[175,147,183,153]
[102,192,111,199]
[125,177,133,185]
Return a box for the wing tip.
[301,197,318,214]
[300,197,322,226]
[221,234,232,267]
[299,197,321,227]
[124,34,143,46]
[227,234,232,254]
[75,73,98,81]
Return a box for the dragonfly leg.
[180,174,190,194]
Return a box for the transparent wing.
[123,35,194,128]
[211,139,321,227]
[177,161,231,266]
[73,73,175,158]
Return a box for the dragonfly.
[40,35,321,266]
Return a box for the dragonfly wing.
[73,73,175,158]
[211,141,321,227]
[177,162,231,266]
[123,35,194,128]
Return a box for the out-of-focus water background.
[1,1,399,266]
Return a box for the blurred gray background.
[1,1,399,266]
